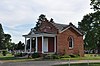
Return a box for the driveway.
[0,60,100,66]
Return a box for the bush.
[43,54,53,59]
[14,53,22,57]
[2,50,7,56]
[43,54,60,59]
[69,54,79,58]
[32,53,40,58]
[14,53,28,57]
[11,51,15,55]
[60,54,70,58]
[52,54,60,59]
[22,53,27,56]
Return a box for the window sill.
[69,47,73,50]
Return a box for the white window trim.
[69,36,74,49]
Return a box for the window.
[68,36,74,49]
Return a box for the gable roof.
[59,23,83,35]
[50,21,83,35]
[51,22,68,32]
[27,18,83,36]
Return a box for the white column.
[42,36,44,53]
[30,37,32,53]
[54,36,56,53]
[35,37,38,52]
[25,37,27,52]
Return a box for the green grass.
[0,53,100,62]
[54,63,100,66]
[53,54,100,66]
[61,54,100,60]
[0,53,35,62]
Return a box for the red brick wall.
[36,20,84,56]
[57,27,84,57]
[38,20,58,33]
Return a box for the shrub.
[2,50,7,56]
[52,54,60,59]
[69,54,79,58]
[22,53,27,56]
[14,53,28,57]
[32,53,40,58]
[44,54,52,59]
[43,54,60,59]
[60,54,70,58]
[11,51,15,55]
[14,53,22,57]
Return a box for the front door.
[48,37,54,52]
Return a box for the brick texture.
[37,20,84,57]
[57,27,84,57]
[37,20,58,33]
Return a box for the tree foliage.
[90,0,100,11]
[0,23,5,49]
[78,0,100,53]
[0,23,14,50]
[78,11,100,50]
[15,41,24,50]
[34,14,46,31]
[3,34,12,49]
[27,39,35,50]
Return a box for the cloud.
[0,0,92,26]
[3,24,34,43]
[0,0,93,43]
[0,0,39,26]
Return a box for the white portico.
[23,33,57,53]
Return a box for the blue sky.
[0,0,93,43]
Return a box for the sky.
[0,0,93,43]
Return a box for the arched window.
[68,36,74,49]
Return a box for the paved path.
[0,61,3,64]
[0,60,100,66]
[54,60,100,65]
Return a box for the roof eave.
[59,26,83,35]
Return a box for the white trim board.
[59,26,83,35]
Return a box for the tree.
[90,0,100,11]
[13,43,18,50]
[34,14,46,31]
[3,34,12,49]
[78,0,100,53]
[17,41,24,50]
[10,42,16,50]
[0,23,13,50]
[27,39,35,50]
[78,11,100,53]
[0,23,5,49]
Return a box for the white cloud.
[0,0,93,43]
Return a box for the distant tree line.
[0,23,24,50]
